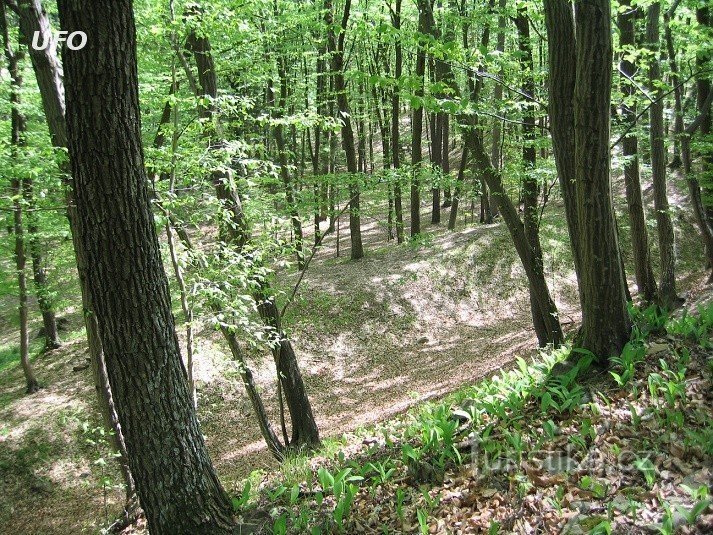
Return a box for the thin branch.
[617,64,654,103]
[685,88,713,135]
[610,69,713,149]
[280,193,357,319]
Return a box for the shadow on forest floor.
[0,171,708,533]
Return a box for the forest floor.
[0,169,710,533]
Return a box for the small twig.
[610,69,712,149]
[279,196,356,319]
[617,65,654,103]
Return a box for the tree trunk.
[664,4,713,278]
[391,0,405,243]
[2,5,38,394]
[490,0,507,175]
[461,3,563,346]
[326,0,363,259]
[543,0,583,287]
[447,144,468,230]
[411,0,428,236]
[57,1,237,532]
[273,54,305,270]
[186,6,319,452]
[647,3,679,308]
[2,4,38,391]
[23,179,61,350]
[442,113,451,207]
[619,0,658,302]
[12,0,135,500]
[573,0,631,360]
[515,11,552,347]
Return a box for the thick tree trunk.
[573,0,631,360]
[619,0,658,302]
[57,2,237,532]
[647,3,679,308]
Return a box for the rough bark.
[619,0,658,302]
[56,1,237,532]
[647,3,679,308]
[573,0,631,360]
[543,0,583,285]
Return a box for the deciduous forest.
[0,0,712,533]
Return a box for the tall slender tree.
[647,3,679,308]
[326,0,364,259]
[2,6,39,393]
[618,0,657,302]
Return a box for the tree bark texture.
[573,0,631,359]
[14,0,136,499]
[57,2,236,532]
[543,0,583,286]
[619,0,658,302]
[647,3,679,308]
